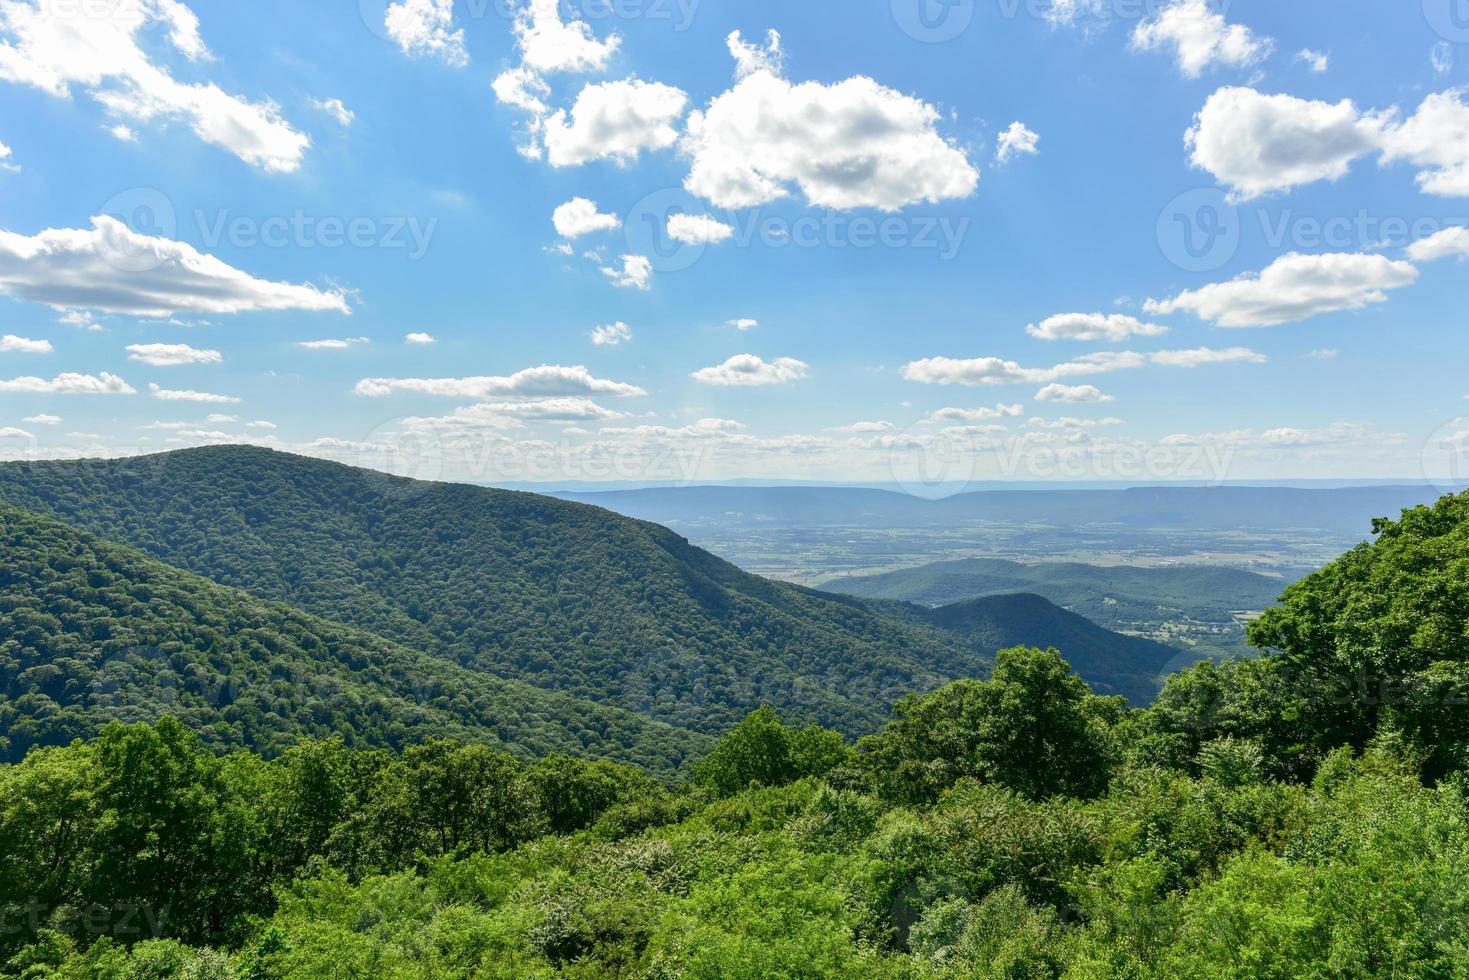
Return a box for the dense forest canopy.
[0,448,1179,728]
[2,490,1468,977]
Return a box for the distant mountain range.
[0,449,1182,762]
[827,557,1294,660]
[553,484,1456,534]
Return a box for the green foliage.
[691,706,851,797]
[0,500,708,776]
[858,647,1122,804]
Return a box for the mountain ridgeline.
[0,448,1180,737]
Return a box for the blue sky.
[0,0,1465,486]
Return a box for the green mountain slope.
[0,447,1180,730]
[867,592,1182,702]
[827,557,1292,658]
[0,500,709,775]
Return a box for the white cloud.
[1308,348,1339,360]
[404,331,437,345]
[21,413,58,424]
[0,372,134,395]
[1036,383,1113,403]
[298,337,369,350]
[108,123,136,141]
[205,413,235,423]
[552,197,620,238]
[247,420,275,429]
[903,347,1263,386]
[543,79,688,167]
[355,364,647,400]
[590,321,632,346]
[405,398,628,432]
[0,334,50,353]
[1144,252,1420,327]
[727,29,782,80]
[511,0,620,75]
[995,122,1039,164]
[309,96,354,127]
[126,342,220,366]
[1148,347,1267,368]
[0,426,31,438]
[928,404,1025,422]
[0,0,310,172]
[0,139,16,172]
[492,66,551,117]
[147,382,237,403]
[1377,89,1469,198]
[680,32,978,211]
[1185,87,1383,200]
[691,354,809,387]
[1406,226,1469,263]
[833,420,893,433]
[1188,86,1469,201]
[667,213,734,244]
[0,216,350,317]
[1131,0,1273,78]
[1026,313,1168,342]
[600,254,652,290]
[728,318,758,331]
[384,0,467,67]
[1295,49,1329,73]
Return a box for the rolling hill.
[0,447,1180,730]
[0,500,709,775]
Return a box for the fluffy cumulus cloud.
[125,342,221,366]
[1026,313,1168,342]
[691,354,809,386]
[355,364,647,400]
[1186,87,1383,200]
[0,217,350,317]
[667,213,734,245]
[1145,252,1420,327]
[543,79,688,167]
[1130,0,1274,78]
[1036,383,1113,403]
[404,332,437,344]
[590,321,632,346]
[0,372,133,394]
[903,347,1262,385]
[21,413,59,424]
[1407,226,1469,263]
[402,398,629,437]
[600,254,652,290]
[680,30,979,211]
[552,197,620,238]
[0,0,309,172]
[0,138,16,172]
[147,382,237,403]
[1296,49,1329,73]
[511,0,620,75]
[833,420,893,433]
[0,334,50,353]
[1188,86,1469,200]
[728,318,758,331]
[995,122,1039,164]
[384,0,467,67]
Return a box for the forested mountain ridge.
[0,500,710,775]
[0,447,1180,730]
